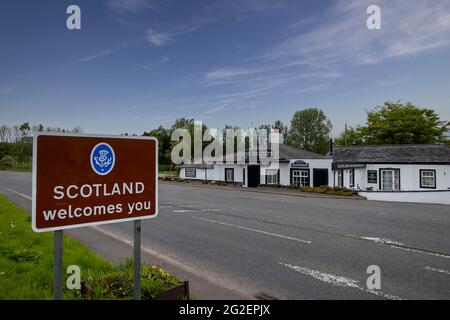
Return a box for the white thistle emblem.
[94,149,112,169]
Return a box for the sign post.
[32,133,158,300]
[54,230,63,300]
[133,220,141,300]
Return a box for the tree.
[143,126,171,164]
[335,126,365,146]
[0,155,15,170]
[336,101,449,145]
[286,108,332,154]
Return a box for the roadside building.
[331,144,450,204]
[179,132,333,188]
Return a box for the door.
[247,165,260,188]
[381,170,393,191]
[313,169,328,187]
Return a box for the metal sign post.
[54,230,63,300]
[133,220,141,300]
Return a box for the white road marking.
[279,262,403,300]
[0,186,32,200]
[425,266,450,276]
[173,209,194,213]
[91,225,255,298]
[351,235,450,259]
[192,216,311,244]
[359,237,404,246]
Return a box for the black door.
[247,165,260,188]
[313,169,329,187]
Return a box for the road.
[1,170,449,299]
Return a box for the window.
[380,169,400,191]
[349,169,355,187]
[225,168,234,182]
[337,170,343,187]
[266,169,279,185]
[292,170,309,187]
[420,170,436,189]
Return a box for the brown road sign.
[32,133,158,232]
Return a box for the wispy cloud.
[265,0,450,65]
[141,55,169,70]
[73,50,113,64]
[289,83,331,95]
[107,0,153,13]
[146,20,204,47]
[146,30,174,46]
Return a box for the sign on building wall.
[32,133,158,232]
[333,163,366,170]
[291,160,309,168]
[185,168,196,178]
[368,170,378,184]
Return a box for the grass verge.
[0,195,180,299]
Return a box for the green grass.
[0,195,180,300]
[159,171,177,176]
[0,167,32,173]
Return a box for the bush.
[299,186,356,196]
[0,155,15,170]
[79,258,181,300]
[159,164,172,171]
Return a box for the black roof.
[277,144,330,161]
[333,144,450,164]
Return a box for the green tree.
[335,126,365,146]
[143,126,171,164]
[337,101,449,145]
[0,155,15,170]
[286,108,332,154]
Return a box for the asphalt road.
[1,171,449,299]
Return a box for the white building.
[179,133,333,188]
[179,136,450,204]
[331,144,450,204]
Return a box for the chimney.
[270,128,284,144]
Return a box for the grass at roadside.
[0,195,180,300]
[0,167,32,173]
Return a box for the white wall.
[359,190,450,205]
[341,164,450,191]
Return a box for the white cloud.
[107,0,152,13]
[146,30,175,46]
[289,83,331,95]
[266,0,450,65]
[73,50,112,64]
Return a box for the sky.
[0,0,449,137]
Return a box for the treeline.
[142,101,449,165]
[0,123,82,170]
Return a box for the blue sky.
[1,0,449,136]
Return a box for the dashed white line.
[351,235,450,259]
[192,216,311,244]
[425,266,450,276]
[279,262,403,300]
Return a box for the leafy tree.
[0,155,15,170]
[336,102,449,145]
[335,126,365,146]
[143,126,171,164]
[286,108,332,154]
